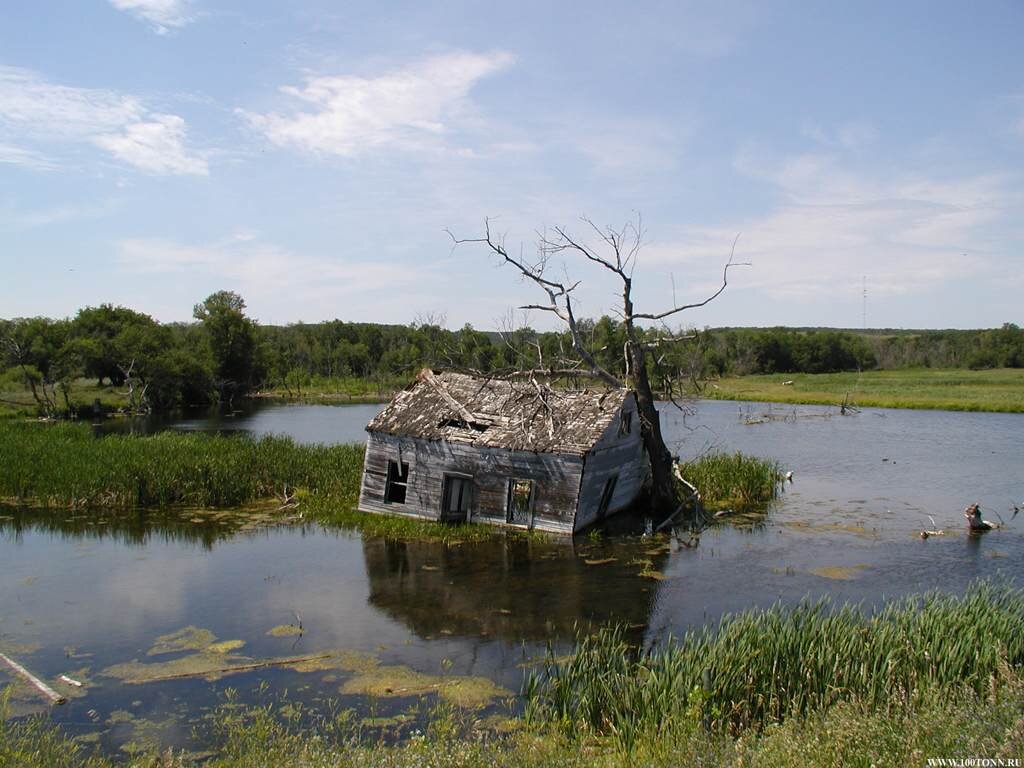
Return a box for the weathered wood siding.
[359,431,584,534]
[574,394,646,532]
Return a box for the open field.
[700,368,1024,413]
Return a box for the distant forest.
[2,291,1021,414]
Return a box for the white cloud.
[241,51,514,157]
[0,66,207,175]
[94,114,208,175]
[644,148,1008,303]
[109,0,195,34]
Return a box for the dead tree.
[450,217,745,515]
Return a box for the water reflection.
[362,536,668,641]
[0,506,306,550]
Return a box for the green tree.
[0,317,78,417]
[193,291,263,403]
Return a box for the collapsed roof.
[366,369,630,456]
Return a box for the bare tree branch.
[447,220,623,388]
[633,233,749,321]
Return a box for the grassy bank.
[525,581,1024,747]
[3,584,1023,767]
[0,420,362,509]
[0,421,539,543]
[252,374,397,404]
[700,367,1024,412]
[0,421,784,540]
[0,377,131,418]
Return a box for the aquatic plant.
[3,653,1023,766]
[0,420,362,510]
[677,451,784,510]
[524,580,1024,749]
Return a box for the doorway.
[441,475,473,522]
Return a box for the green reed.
[0,420,362,510]
[0,421,544,543]
[524,580,1024,749]
[678,451,784,510]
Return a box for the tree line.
[2,292,1021,416]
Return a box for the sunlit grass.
[524,580,1024,751]
[677,452,784,511]
[0,421,547,543]
[701,368,1024,412]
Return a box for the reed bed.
[524,581,1024,749]
[678,451,784,510]
[0,420,362,510]
[0,421,538,543]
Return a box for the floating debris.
[583,557,617,566]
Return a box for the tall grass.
[0,421,543,543]
[0,420,362,509]
[678,451,784,510]
[524,581,1024,749]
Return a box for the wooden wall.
[359,432,584,534]
[575,394,647,532]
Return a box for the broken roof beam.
[417,368,485,426]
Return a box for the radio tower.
[861,276,867,329]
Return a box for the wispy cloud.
[116,233,434,318]
[800,120,878,150]
[94,114,207,175]
[0,201,114,231]
[241,51,514,158]
[0,142,59,171]
[108,0,196,34]
[0,66,207,175]
[643,146,1008,304]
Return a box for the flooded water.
[3,400,1022,755]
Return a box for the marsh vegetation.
[3,583,1022,767]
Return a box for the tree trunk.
[627,339,677,514]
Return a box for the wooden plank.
[0,652,65,705]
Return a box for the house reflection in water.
[361,535,668,642]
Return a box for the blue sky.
[1,1,1021,330]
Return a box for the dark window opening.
[385,460,409,504]
[438,417,489,433]
[597,475,618,519]
[618,411,632,436]
[507,478,534,526]
[442,475,473,522]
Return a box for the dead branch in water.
[0,651,66,704]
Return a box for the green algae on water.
[808,564,869,581]
[147,626,219,655]
[266,624,303,638]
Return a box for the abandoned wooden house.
[358,369,646,534]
